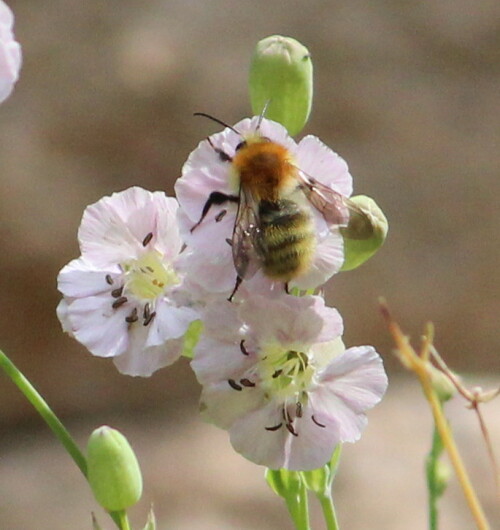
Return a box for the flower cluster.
[0,0,21,104]
[57,117,387,471]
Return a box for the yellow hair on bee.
[232,138,298,201]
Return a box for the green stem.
[116,511,131,530]
[0,349,87,476]
[0,350,124,530]
[426,425,444,530]
[284,486,311,530]
[318,493,340,530]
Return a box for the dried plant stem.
[380,303,490,530]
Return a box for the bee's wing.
[232,188,262,279]
[298,173,351,226]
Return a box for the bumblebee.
[190,114,355,300]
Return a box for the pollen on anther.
[112,296,128,309]
[111,286,124,298]
[240,378,255,387]
[142,232,153,247]
[228,379,243,391]
[143,311,156,326]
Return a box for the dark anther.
[112,296,128,309]
[235,140,247,151]
[228,379,243,391]
[284,282,290,294]
[239,340,249,355]
[215,209,227,222]
[105,274,114,285]
[143,311,156,326]
[142,232,153,246]
[285,422,298,437]
[240,378,255,388]
[125,308,138,323]
[143,303,151,320]
[296,402,303,418]
[272,370,282,379]
[311,415,326,428]
[146,266,154,273]
[225,238,233,247]
[265,423,282,432]
[111,286,124,298]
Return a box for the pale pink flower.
[0,1,21,103]
[57,187,199,376]
[192,294,387,470]
[175,117,352,298]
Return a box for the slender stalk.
[0,349,87,476]
[426,426,444,530]
[318,494,340,530]
[381,305,490,530]
[117,511,131,530]
[285,488,311,530]
[0,350,125,530]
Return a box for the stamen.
[240,378,255,388]
[143,303,150,320]
[111,286,124,298]
[285,422,298,437]
[296,401,303,418]
[105,274,114,285]
[225,238,233,247]
[265,423,282,432]
[311,415,326,428]
[143,311,156,326]
[228,379,243,391]
[240,340,249,355]
[272,369,282,379]
[215,210,227,222]
[142,232,153,247]
[112,296,128,309]
[125,307,138,323]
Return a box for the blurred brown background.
[0,1,499,528]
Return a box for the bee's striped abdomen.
[257,199,316,281]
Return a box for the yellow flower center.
[258,342,314,402]
[121,251,179,300]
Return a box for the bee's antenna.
[193,112,241,135]
[256,100,271,131]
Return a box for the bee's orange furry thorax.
[232,140,296,201]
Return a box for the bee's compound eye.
[235,141,247,151]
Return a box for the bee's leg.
[228,275,243,302]
[190,191,239,232]
[284,282,290,294]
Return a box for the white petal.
[146,301,198,347]
[57,257,120,298]
[113,336,183,377]
[0,1,21,104]
[229,402,289,469]
[65,294,130,358]
[56,299,73,335]
[291,230,344,290]
[192,336,255,385]
[285,410,341,471]
[313,346,388,442]
[296,136,353,197]
[199,381,265,429]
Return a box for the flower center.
[258,343,315,402]
[121,251,179,300]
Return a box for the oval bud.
[87,426,143,511]
[428,365,457,403]
[249,35,313,136]
[340,195,388,271]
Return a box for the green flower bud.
[249,35,313,136]
[433,460,451,497]
[87,426,143,511]
[340,195,388,271]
